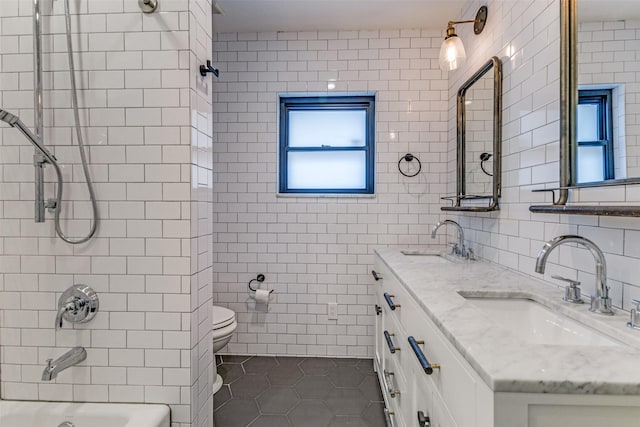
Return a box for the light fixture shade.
[439,35,466,71]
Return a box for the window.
[279,95,375,194]
[576,89,613,183]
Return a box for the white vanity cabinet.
[373,255,493,427]
[373,251,640,427]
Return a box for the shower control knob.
[56,285,99,329]
[138,0,158,13]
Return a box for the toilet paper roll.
[253,289,271,304]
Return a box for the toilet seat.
[213,305,235,330]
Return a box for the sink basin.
[461,295,621,347]
[401,250,451,264]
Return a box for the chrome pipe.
[33,0,46,222]
[34,156,46,222]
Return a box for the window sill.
[276,193,376,199]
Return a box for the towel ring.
[398,153,421,178]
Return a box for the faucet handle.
[465,247,476,261]
[552,276,584,304]
[627,299,640,330]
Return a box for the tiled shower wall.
[450,0,640,310]
[0,0,213,426]
[212,29,450,357]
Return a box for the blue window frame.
[279,95,375,194]
[576,89,614,183]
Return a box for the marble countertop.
[375,247,640,395]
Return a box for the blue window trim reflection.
[279,95,375,194]
[576,89,614,183]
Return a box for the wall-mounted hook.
[200,60,219,78]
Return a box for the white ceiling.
[212,0,466,33]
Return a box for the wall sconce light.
[439,6,488,72]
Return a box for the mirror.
[574,0,640,186]
[442,57,502,212]
[530,0,640,216]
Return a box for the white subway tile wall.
[449,0,640,311]
[213,0,640,361]
[212,28,448,357]
[0,0,213,426]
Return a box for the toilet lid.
[212,305,235,330]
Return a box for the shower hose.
[51,0,99,244]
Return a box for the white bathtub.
[0,400,170,427]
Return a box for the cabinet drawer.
[382,313,403,368]
[373,260,408,324]
[381,355,408,419]
[402,294,477,427]
[431,385,458,427]
[407,357,435,427]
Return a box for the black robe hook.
[199,60,219,78]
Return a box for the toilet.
[212,305,237,393]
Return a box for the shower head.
[0,108,58,164]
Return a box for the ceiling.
[212,0,466,33]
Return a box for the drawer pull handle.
[417,411,431,427]
[408,336,439,375]
[384,330,400,353]
[383,292,400,310]
[384,408,395,427]
[372,270,382,281]
[375,304,382,315]
[383,369,400,397]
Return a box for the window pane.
[577,104,599,142]
[577,145,605,183]
[289,110,367,147]
[287,151,366,189]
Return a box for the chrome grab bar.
[408,336,439,375]
[384,408,395,427]
[383,369,400,398]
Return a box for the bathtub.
[0,400,170,427]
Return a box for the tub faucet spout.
[42,347,86,381]
[535,235,613,315]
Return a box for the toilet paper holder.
[248,274,273,294]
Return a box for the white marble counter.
[375,247,640,395]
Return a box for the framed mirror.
[442,56,502,212]
[530,0,640,216]
[573,0,640,186]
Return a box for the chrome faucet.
[42,347,86,381]
[431,220,473,259]
[535,235,613,315]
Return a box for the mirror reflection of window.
[577,0,638,184]
[576,89,613,183]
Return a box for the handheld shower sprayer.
[0,107,97,244]
[0,0,99,244]
[0,109,59,166]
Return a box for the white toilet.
[212,305,237,393]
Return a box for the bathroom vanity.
[373,248,640,427]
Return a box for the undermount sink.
[401,250,451,263]
[460,294,621,347]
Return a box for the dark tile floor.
[213,355,386,427]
